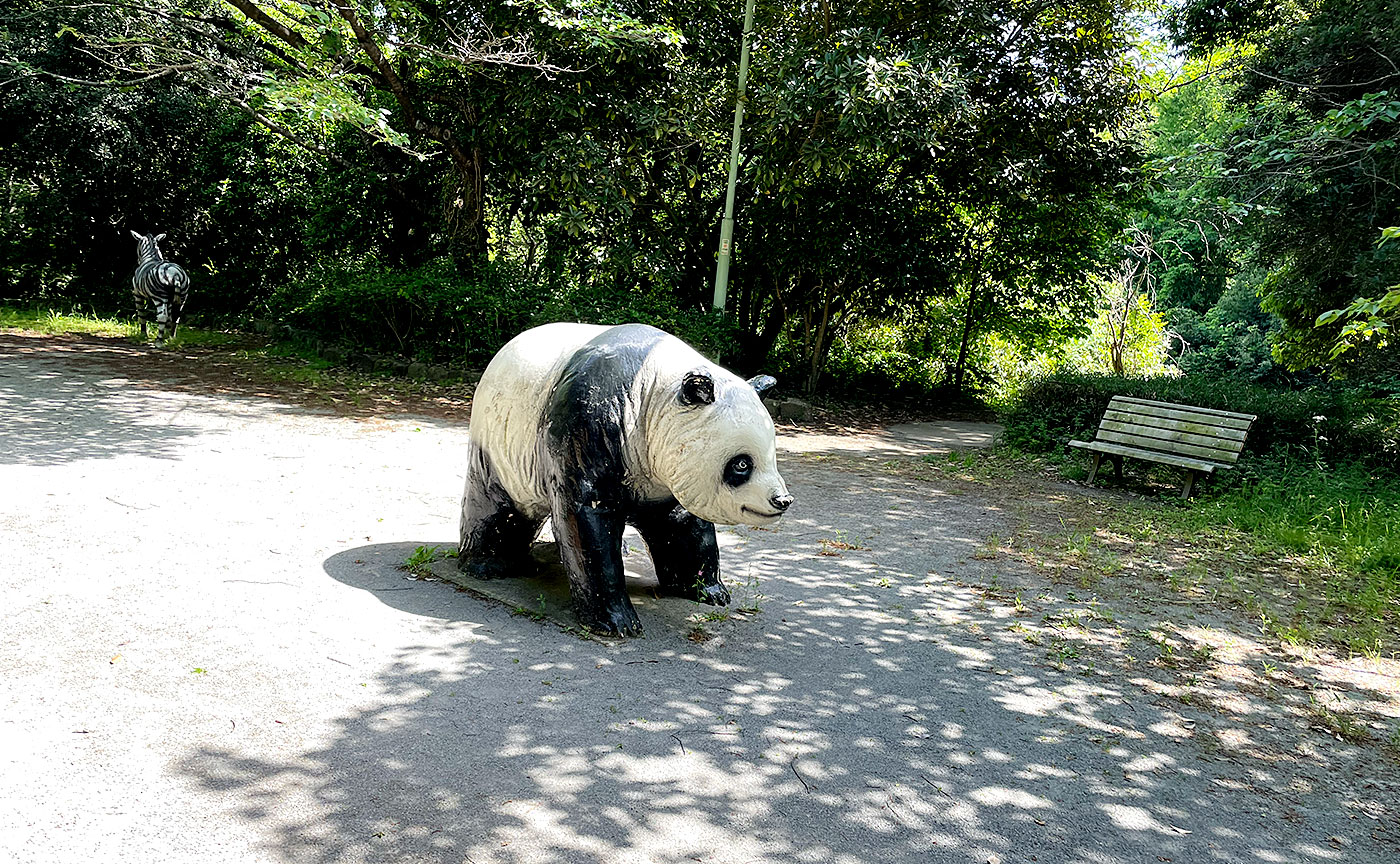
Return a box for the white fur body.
[469,322,787,527]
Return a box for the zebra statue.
[129,230,190,344]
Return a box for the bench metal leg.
[1180,469,1197,500]
[1086,452,1102,485]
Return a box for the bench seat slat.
[1101,409,1250,443]
[1096,420,1246,459]
[1068,440,1231,473]
[1093,429,1243,463]
[1108,396,1256,429]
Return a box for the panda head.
[649,368,792,527]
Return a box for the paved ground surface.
[2,333,1397,864]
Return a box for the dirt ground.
[2,330,1397,864]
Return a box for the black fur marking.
[552,482,640,636]
[457,442,544,579]
[630,500,727,606]
[680,370,715,406]
[747,374,777,395]
[540,324,673,635]
[722,454,754,487]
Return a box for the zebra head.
[130,230,167,266]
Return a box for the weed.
[402,544,443,576]
[510,595,548,622]
[1049,637,1081,667]
[819,532,870,556]
[736,572,765,613]
[1306,694,1371,745]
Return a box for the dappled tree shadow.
[0,333,215,465]
[173,461,1397,863]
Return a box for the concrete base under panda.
[437,528,759,639]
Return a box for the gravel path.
[1,333,1395,863]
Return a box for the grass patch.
[1305,693,1373,745]
[3,304,474,418]
[1115,458,1400,654]
[882,446,1400,656]
[2,306,136,338]
[1,304,239,348]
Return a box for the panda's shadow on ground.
[324,526,742,636]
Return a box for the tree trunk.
[735,266,788,373]
[951,282,982,393]
[802,282,846,394]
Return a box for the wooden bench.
[1069,396,1257,498]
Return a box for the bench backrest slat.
[1097,396,1256,465]
[1113,396,1256,428]
[1102,410,1249,444]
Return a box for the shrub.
[765,318,949,398]
[263,259,741,365]
[1000,371,1399,466]
[534,279,740,361]
[265,259,539,364]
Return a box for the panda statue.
[458,322,793,636]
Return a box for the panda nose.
[769,494,793,512]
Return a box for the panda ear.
[747,374,777,396]
[679,370,715,406]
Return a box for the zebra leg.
[134,293,154,341]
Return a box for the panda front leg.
[631,502,729,607]
[458,442,543,580]
[552,493,642,637]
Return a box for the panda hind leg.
[458,443,542,580]
[631,503,729,606]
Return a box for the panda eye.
[723,454,754,487]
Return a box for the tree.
[1166,0,1400,373]
[1317,227,1400,358]
[0,3,334,314]
[4,1,677,275]
[733,0,1143,390]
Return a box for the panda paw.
[457,554,533,580]
[693,581,731,607]
[659,578,731,606]
[583,603,644,638]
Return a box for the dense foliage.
[2,0,1143,390]
[1161,0,1400,375]
[0,0,1396,399]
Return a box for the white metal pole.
[712,0,757,312]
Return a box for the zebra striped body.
[130,231,190,343]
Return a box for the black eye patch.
[723,454,754,487]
